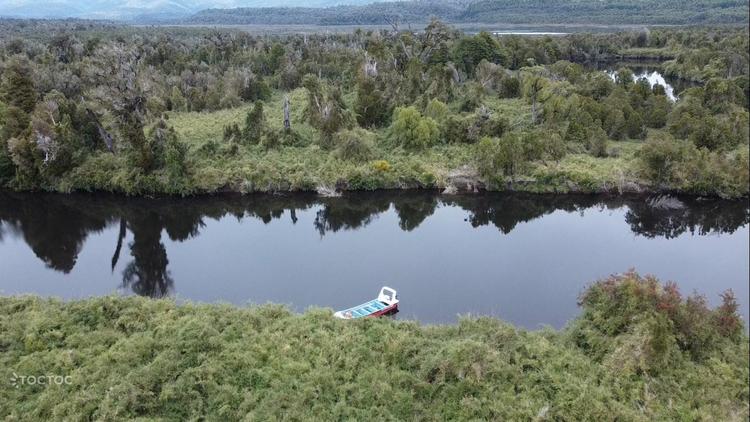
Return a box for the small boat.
[334,287,399,319]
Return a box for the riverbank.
[13,100,750,199]
[1,272,747,420]
[34,146,750,199]
[5,88,747,199]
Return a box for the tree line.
[184,0,749,26]
[0,20,747,196]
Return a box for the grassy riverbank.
[54,89,749,198]
[1,272,747,420]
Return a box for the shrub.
[572,271,745,365]
[587,127,609,158]
[164,134,189,182]
[242,101,265,144]
[424,98,449,121]
[372,160,391,172]
[443,115,471,144]
[390,106,440,149]
[637,133,687,184]
[475,134,526,179]
[222,123,241,143]
[334,128,374,162]
[499,76,520,98]
[544,131,567,162]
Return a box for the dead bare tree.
[283,95,291,130]
[85,107,115,153]
[363,52,378,77]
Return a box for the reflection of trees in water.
[1,191,747,294]
[624,198,750,239]
[392,193,439,232]
[120,212,173,298]
[0,193,111,273]
[443,194,614,233]
[313,194,391,236]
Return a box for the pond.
[599,61,697,102]
[0,192,747,328]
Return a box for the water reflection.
[0,192,747,301]
[605,68,679,101]
[595,61,697,102]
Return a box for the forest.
[186,0,750,26]
[0,20,748,197]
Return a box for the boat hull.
[369,302,398,317]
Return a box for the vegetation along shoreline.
[0,22,747,198]
[1,271,748,420]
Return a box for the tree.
[645,95,670,128]
[302,74,352,147]
[243,101,266,144]
[89,45,155,172]
[0,56,37,114]
[149,119,188,185]
[1,106,30,141]
[452,32,505,75]
[390,107,439,149]
[334,128,374,162]
[638,133,688,184]
[521,68,549,124]
[169,86,187,112]
[475,133,525,179]
[354,74,390,128]
[615,67,634,89]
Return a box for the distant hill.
[0,0,392,21]
[185,0,750,26]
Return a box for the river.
[0,192,747,328]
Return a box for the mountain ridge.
[184,0,750,26]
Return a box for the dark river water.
[0,191,747,328]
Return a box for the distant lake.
[0,192,747,329]
[492,31,567,36]
[172,23,658,35]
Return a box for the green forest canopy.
[0,21,747,197]
[186,0,750,26]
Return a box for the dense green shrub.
[638,133,688,184]
[423,98,449,121]
[639,133,750,196]
[390,107,440,149]
[333,128,374,162]
[0,272,747,420]
[475,134,525,179]
[499,76,520,98]
[572,271,744,365]
[242,101,266,144]
[354,75,391,128]
[587,127,609,157]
